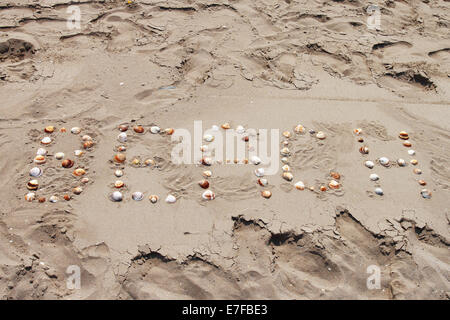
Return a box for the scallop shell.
[118,132,127,143]
[71,127,81,134]
[25,192,36,202]
[202,170,212,178]
[114,180,124,188]
[282,172,293,181]
[282,131,291,138]
[420,189,431,199]
[294,124,305,134]
[369,173,379,181]
[236,125,245,134]
[359,146,369,154]
[150,126,160,134]
[280,147,290,156]
[282,165,290,172]
[257,178,268,186]
[198,180,210,189]
[49,195,59,203]
[397,159,406,167]
[114,170,123,177]
[254,168,265,177]
[328,180,340,189]
[149,195,159,203]
[379,157,390,167]
[114,153,126,163]
[399,131,409,140]
[132,192,144,201]
[203,134,214,142]
[134,125,145,133]
[44,126,55,133]
[165,194,177,203]
[41,137,52,145]
[118,125,128,132]
[316,131,326,140]
[221,123,231,130]
[294,181,305,190]
[110,191,123,202]
[36,148,47,156]
[250,155,261,165]
[27,179,39,190]
[83,141,94,149]
[202,190,215,200]
[201,157,212,166]
[261,190,272,199]
[29,167,43,177]
[34,155,46,164]
[374,187,383,196]
[365,160,374,169]
[73,187,83,195]
[73,168,86,176]
[55,152,65,160]
[74,150,84,157]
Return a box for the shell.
[133,125,145,133]
[64,195,71,201]
[114,180,124,188]
[280,147,290,156]
[60,128,67,133]
[73,168,86,176]
[49,195,59,203]
[81,177,89,184]
[328,180,340,189]
[44,126,55,133]
[74,150,84,157]
[282,172,293,181]
[403,141,412,147]
[309,186,315,191]
[114,170,123,177]
[71,127,81,134]
[353,128,362,135]
[201,157,212,166]
[165,128,174,135]
[365,160,374,169]
[203,134,214,142]
[118,132,127,143]
[110,191,123,202]
[82,135,93,141]
[357,137,364,143]
[413,168,422,175]
[294,124,305,134]
[374,187,383,196]
[41,137,52,145]
[83,140,94,149]
[34,155,46,164]
[369,173,379,181]
[236,125,245,134]
[27,179,39,190]
[198,179,210,189]
[309,129,315,135]
[242,159,249,164]
[281,157,289,164]
[294,181,305,190]
[25,192,36,202]
[202,170,212,178]
[359,146,369,154]
[114,153,126,163]
[397,159,406,167]
[165,194,177,203]
[250,155,261,165]
[257,178,268,186]
[399,131,409,140]
[320,185,327,192]
[73,187,83,195]
[254,168,265,177]
[282,131,291,138]
[379,157,390,167]
[202,190,215,200]
[316,131,326,140]
[55,152,65,160]
[211,125,219,131]
[144,159,155,166]
[118,125,128,132]
[200,145,208,152]
[131,158,141,166]
[220,123,230,130]
[149,195,159,203]
[330,172,340,180]
[150,126,160,134]
[418,180,427,186]
[132,192,144,201]
[282,165,290,172]
[38,197,46,203]
[242,135,249,142]
[408,150,416,156]
[29,167,43,177]
[410,159,418,165]
[36,148,47,156]
[62,159,74,168]
[261,190,272,199]
[117,146,127,152]
[420,189,431,199]
[282,140,289,146]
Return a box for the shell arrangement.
[25,126,95,203]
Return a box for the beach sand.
[0,0,449,299]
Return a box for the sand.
[0,0,449,299]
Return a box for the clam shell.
[250,155,261,165]
[73,187,83,195]
[41,137,52,145]
[37,148,47,156]
[202,170,212,178]
[328,180,340,189]
[374,187,383,196]
[282,172,293,181]
[114,153,126,163]
[150,126,160,134]
[397,159,406,167]
[115,170,123,177]
[44,126,55,133]
[118,125,128,132]
[114,180,124,188]
[34,155,46,164]
[62,159,74,168]
[29,167,43,177]
[359,146,369,154]
[257,178,268,186]
[49,195,59,203]
[379,157,390,167]
[369,173,379,181]
[198,180,210,189]
[25,192,36,202]
[202,190,215,200]
[203,134,214,142]
[165,194,177,203]
[236,125,245,134]
[73,168,86,176]
[149,195,159,203]
[27,179,39,190]
[294,124,305,134]
[316,131,326,140]
[71,127,81,134]
[420,189,431,199]
[294,181,305,190]
[134,125,145,133]
[254,168,265,177]
[399,131,409,140]
[280,147,290,156]
[110,191,123,202]
[282,131,291,138]
[132,192,144,201]
[221,123,231,130]
[261,190,272,199]
[365,160,374,169]
[55,152,65,160]
[118,132,127,143]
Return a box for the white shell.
[82,135,92,141]
[211,125,219,131]
[114,170,123,177]
[374,187,383,195]
[420,189,431,199]
[397,159,406,167]
[294,124,305,134]
[282,172,293,181]
[118,132,127,143]
[281,157,289,164]
[165,194,176,203]
[25,192,36,202]
[41,137,52,145]
[258,178,268,186]
[280,147,290,156]
[408,150,416,156]
[37,148,47,156]
[74,150,84,157]
[49,195,59,203]
[254,168,265,177]
[71,127,81,134]
[379,157,390,166]
[365,160,375,169]
[111,191,123,202]
[295,181,305,190]
[203,134,214,142]
[55,152,65,160]
[29,167,43,177]
[282,165,290,172]
[150,126,161,134]
[202,190,215,200]
[250,155,261,165]
[202,170,212,178]
[132,192,144,201]
[236,125,245,134]
[316,131,326,139]
[369,173,379,181]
